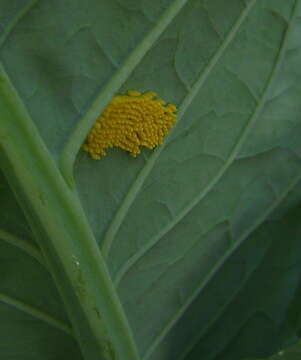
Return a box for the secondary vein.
[103,0,257,267]
[142,4,301,357]
[0,292,74,337]
[0,0,39,49]
[144,165,301,360]
[0,228,46,267]
[59,0,189,187]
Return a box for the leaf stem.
[0,64,139,360]
[59,0,189,188]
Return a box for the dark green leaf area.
[161,203,301,360]
[0,171,31,238]
[0,241,82,360]
[0,303,81,360]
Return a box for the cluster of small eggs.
[82,90,177,160]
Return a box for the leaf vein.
[113,0,293,286]
[144,156,301,360]
[0,0,39,50]
[0,292,74,337]
[59,0,189,187]
[101,0,258,259]
[0,228,46,268]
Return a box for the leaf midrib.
[0,64,139,360]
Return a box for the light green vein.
[0,228,45,267]
[101,0,257,259]
[0,0,38,49]
[178,267,259,360]
[59,0,189,187]
[0,62,139,360]
[143,162,301,360]
[112,0,293,286]
[0,292,74,337]
[178,190,301,358]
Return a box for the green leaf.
[245,341,301,360]
[1,0,301,360]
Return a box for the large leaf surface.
[1,0,301,359]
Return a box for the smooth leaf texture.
[249,341,301,360]
[1,0,301,360]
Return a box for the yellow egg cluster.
[82,90,177,160]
